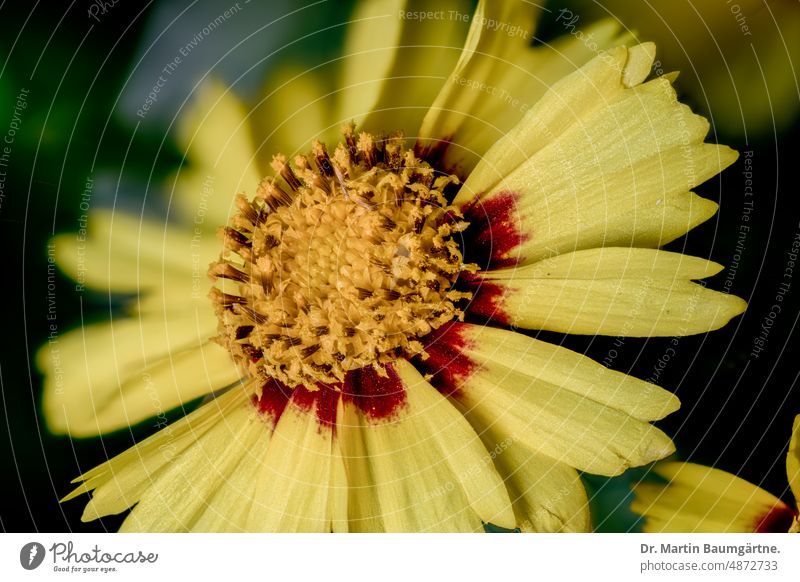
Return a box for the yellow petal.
[589,0,800,136]
[190,426,273,532]
[339,360,515,531]
[246,389,339,532]
[420,18,631,174]
[419,323,676,476]
[118,390,268,532]
[465,321,678,419]
[328,423,350,533]
[333,0,407,130]
[39,308,240,436]
[484,435,590,532]
[173,79,261,228]
[67,387,250,520]
[457,45,629,200]
[417,0,539,170]
[455,48,736,265]
[358,0,472,138]
[334,0,472,135]
[52,210,219,297]
[470,248,746,336]
[250,65,332,163]
[622,42,656,88]
[632,462,797,533]
[788,415,800,504]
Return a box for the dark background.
[1,0,798,532]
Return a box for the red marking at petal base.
[460,192,529,270]
[414,136,454,169]
[252,365,408,427]
[462,280,511,326]
[342,364,407,421]
[252,378,291,423]
[754,503,797,533]
[414,322,479,397]
[291,383,340,429]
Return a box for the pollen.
[209,125,473,387]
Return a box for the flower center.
[209,126,472,387]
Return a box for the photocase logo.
[19,542,46,570]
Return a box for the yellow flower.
[42,1,745,532]
[632,415,800,533]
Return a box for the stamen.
[235,325,254,340]
[342,122,358,161]
[313,140,334,177]
[256,179,293,210]
[271,154,301,191]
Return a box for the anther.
[358,132,376,169]
[240,306,269,325]
[210,288,247,306]
[209,263,248,283]
[235,325,254,340]
[313,140,334,177]
[285,336,303,348]
[271,154,301,191]
[301,344,320,358]
[221,226,248,249]
[235,194,259,224]
[342,122,358,161]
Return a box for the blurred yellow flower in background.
[632,415,799,532]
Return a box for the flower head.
[210,129,471,387]
[44,1,746,532]
[632,415,800,533]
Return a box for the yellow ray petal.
[190,425,273,532]
[470,248,746,336]
[632,462,797,533]
[457,45,631,200]
[422,323,675,475]
[416,0,540,170]
[250,65,332,164]
[334,0,472,135]
[480,433,590,532]
[334,0,405,125]
[339,360,515,531]
[52,210,220,297]
[39,308,240,436]
[622,42,657,88]
[337,399,385,532]
[454,47,736,265]
[358,0,472,138]
[66,387,249,519]
[588,0,800,137]
[421,18,632,174]
[118,390,267,532]
[458,322,679,420]
[457,21,633,162]
[328,426,349,533]
[246,389,339,532]
[173,79,261,229]
[332,0,469,137]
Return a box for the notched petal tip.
[700,292,748,334]
[642,429,677,466]
[622,42,657,88]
